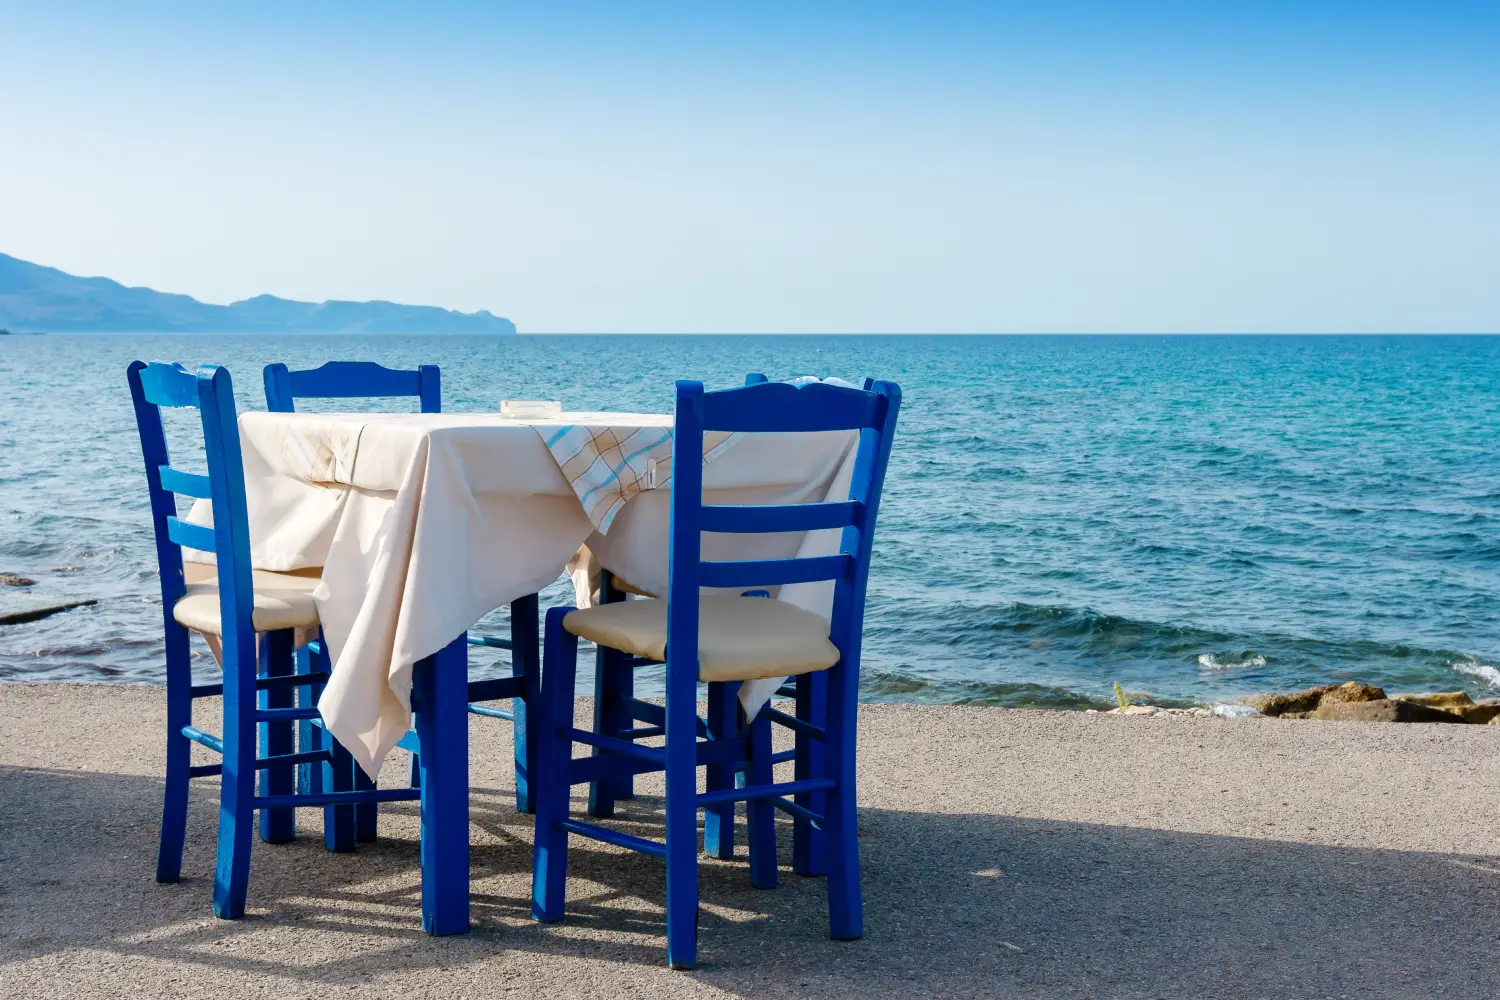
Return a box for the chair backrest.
[263,361,441,413]
[127,361,258,673]
[667,377,901,675]
[745,371,875,390]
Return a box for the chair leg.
[213,637,258,920]
[415,633,471,936]
[304,637,354,852]
[746,710,778,889]
[258,630,297,844]
[531,607,577,923]
[793,670,828,877]
[511,593,540,814]
[296,645,322,798]
[664,652,700,970]
[822,658,863,941]
[324,738,356,852]
[587,645,628,817]
[354,762,378,841]
[156,623,193,883]
[703,681,739,860]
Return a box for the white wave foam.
[1197,652,1267,672]
[1452,657,1500,690]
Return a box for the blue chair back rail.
[530,375,901,969]
[262,360,542,819]
[129,361,427,924]
[264,360,441,413]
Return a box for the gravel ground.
[2,683,1498,999]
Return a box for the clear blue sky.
[2,1,1496,332]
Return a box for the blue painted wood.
[258,628,297,843]
[263,361,442,412]
[254,787,421,810]
[663,380,706,969]
[697,553,854,589]
[158,465,213,498]
[165,516,216,553]
[129,362,195,885]
[354,761,379,842]
[181,725,225,754]
[531,607,577,924]
[509,591,540,814]
[694,777,837,808]
[699,500,860,534]
[792,669,828,877]
[414,633,471,936]
[133,359,474,922]
[559,819,666,858]
[746,710,778,889]
[587,571,633,817]
[324,733,357,852]
[526,374,901,965]
[703,680,739,860]
[700,380,883,433]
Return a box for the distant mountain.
[0,253,516,334]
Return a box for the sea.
[1,333,1497,710]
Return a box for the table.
[227,410,859,777]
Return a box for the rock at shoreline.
[1245,681,1385,718]
[1392,692,1500,724]
[0,574,38,587]
[0,599,98,625]
[1313,699,1469,724]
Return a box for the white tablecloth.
[216,410,856,777]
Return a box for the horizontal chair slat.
[188,763,222,779]
[697,553,853,589]
[467,676,524,702]
[191,670,333,702]
[253,787,420,810]
[158,465,212,499]
[618,696,710,739]
[771,796,825,829]
[696,777,836,809]
[469,703,514,721]
[701,381,882,432]
[467,633,514,651]
[570,752,670,787]
[571,727,666,764]
[254,748,333,771]
[181,725,224,754]
[700,500,859,534]
[762,707,826,741]
[166,516,216,553]
[254,706,322,723]
[560,819,667,858]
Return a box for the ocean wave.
[1197,651,1267,672]
[1451,657,1500,690]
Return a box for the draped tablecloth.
[219,410,857,777]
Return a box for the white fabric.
[204,409,857,777]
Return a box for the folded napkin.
[540,422,736,532]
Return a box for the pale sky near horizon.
[2,1,1497,333]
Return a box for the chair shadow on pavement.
[2,763,1498,998]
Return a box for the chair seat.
[563,595,840,683]
[174,564,323,635]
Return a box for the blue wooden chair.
[530,377,901,969]
[586,372,846,874]
[128,361,466,922]
[263,361,542,830]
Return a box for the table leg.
[415,632,471,936]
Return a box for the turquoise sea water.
[1,333,1497,709]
